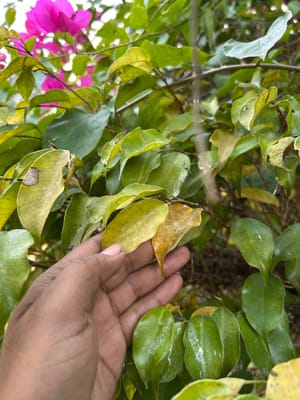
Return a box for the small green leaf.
[209,129,242,173]
[230,218,275,281]
[17,149,70,242]
[211,307,240,376]
[119,127,169,176]
[242,273,285,337]
[0,57,40,85]
[30,89,70,107]
[238,312,273,371]
[224,10,292,60]
[5,7,16,26]
[72,54,89,76]
[0,182,19,230]
[172,381,227,399]
[109,47,153,82]
[121,151,161,186]
[184,315,223,379]
[0,229,34,337]
[148,152,191,196]
[240,187,279,208]
[132,307,184,386]
[16,68,35,100]
[129,1,148,29]
[275,223,300,261]
[267,312,295,364]
[102,198,168,253]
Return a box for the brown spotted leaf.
[152,203,202,275]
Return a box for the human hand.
[0,235,190,400]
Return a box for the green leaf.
[275,223,300,262]
[43,107,111,159]
[119,127,169,176]
[132,306,184,386]
[267,312,295,364]
[209,129,242,173]
[0,229,34,337]
[30,89,70,107]
[109,47,153,82]
[17,149,70,242]
[0,123,40,146]
[102,198,168,253]
[171,378,245,400]
[61,192,90,253]
[230,218,275,281]
[121,151,161,186]
[129,1,148,29]
[0,56,40,85]
[184,315,223,379]
[62,184,165,251]
[141,41,199,68]
[211,307,240,376]
[285,256,300,287]
[148,152,191,196]
[240,187,279,208]
[242,273,285,337]
[231,88,277,130]
[72,54,89,76]
[224,10,292,60]
[5,7,16,26]
[0,182,19,230]
[238,312,273,371]
[16,68,35,100]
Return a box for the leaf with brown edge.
[152,203,202,275]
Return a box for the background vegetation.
[1,0,300,398]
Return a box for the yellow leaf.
[266,358,300,400]
[190,306,218,318]
[102,199,168,253]
[240,187,279,207]
[152,203,202,275]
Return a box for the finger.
[11,244,124,322]
[120,274,183,344]
[101,240,156,292]
[108,246,190,315]
[61,233,103,261]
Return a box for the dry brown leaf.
[152,203,202,275]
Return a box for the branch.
[116,62,300,114]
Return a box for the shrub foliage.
[1,0,300,398]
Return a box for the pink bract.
[26,0,92,36]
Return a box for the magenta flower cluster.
[15,0,95,91]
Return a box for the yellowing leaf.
[152,203,202,275]
[240,187,279,207]
[266,358,300,400]
[190,306,218,318]
[269,137,295,170]
[102,199,168,253]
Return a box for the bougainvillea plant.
[1,0,300,398]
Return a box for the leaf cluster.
[1,0,300,398]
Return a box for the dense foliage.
[1,0,300,398]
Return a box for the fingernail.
[101,244,123,256]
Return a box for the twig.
[190,0,219,204]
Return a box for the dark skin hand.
[0,235,190,400]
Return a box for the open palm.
[0,235,190,400]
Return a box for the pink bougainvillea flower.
[41,69,66,91]
[0,52,7,70]
[26,0,92,36]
